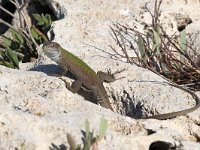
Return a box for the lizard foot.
[59,77,82,94]
[97,68,125,83]
[59,77,71,89]
[109,68,126,81]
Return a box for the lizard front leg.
[97,69,125,83]
[55,68,83,93]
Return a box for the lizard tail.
[144,83,200,120]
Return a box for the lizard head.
[42,41,62,62]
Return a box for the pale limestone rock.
[1,0,200,149]
[1,63,200,149]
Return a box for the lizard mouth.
[43,47,61,62]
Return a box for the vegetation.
[67,117,108,150]
[110,0,200,90]
[0,0,52,69]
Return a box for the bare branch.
[0,5,16,18]
[19,0,30,11]
[10,0,38,48]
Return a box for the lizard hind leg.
[60,78,83,93]
[97,68,125,83]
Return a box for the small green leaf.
[41,13,49,27]
[32,14,42,22]
[6,48,19,68]
[45,14,52,26]
[85,119,90,142]
[19,143,25,150]
[1,36,12,48]
[138,33,147,65]
[31,25,48,42]
[98,117,108,141]
[180,29,187,54]
[153,29,161,55]
[41,13,47,22]
[138,33,145,57]
[2,61,14,68]
[84,119,91,150]
[32,14,44,26]
[9,28,24,44]
[152,42,160,53]
[37,20,44,26]
[31,27,40,40]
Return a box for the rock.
[1,0,200,149]
[1,65,200,149]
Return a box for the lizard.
[42,41,200,120]
[42,41,124,111]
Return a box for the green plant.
[67,117,108,150]
[0,1,53,69]
[110,0,200,90]
[32,13,52,33]
[19,143,25,150]
[0,27,37,68]
[31,13,52,43]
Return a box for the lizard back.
[58,48,113,110]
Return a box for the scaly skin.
[42,41,113,111]
[42,42,200,119]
